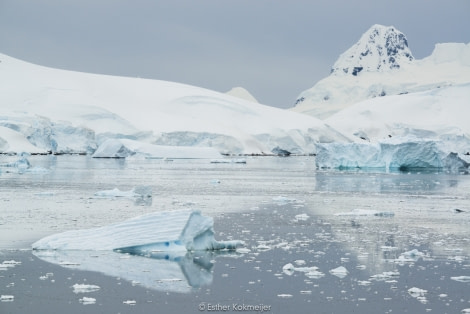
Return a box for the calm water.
[0,155,469,313]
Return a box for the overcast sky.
[1,0,469,108]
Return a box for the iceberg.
[32,209,243,252]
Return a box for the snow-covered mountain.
[292,24,470,119]
[0,53,349,156]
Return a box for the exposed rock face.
[331,24,414,76]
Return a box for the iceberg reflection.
[33,249,236,293]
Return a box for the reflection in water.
[315,170,463,194]
[33,250,238,293]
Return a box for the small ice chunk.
[123,300,136,305]
[79,297,96,305]
[73,284,101,293]
[0,295,14,302]
[294,214,310,221]
[329,266,349,278]
[370,271,400,281]
[408,287,427,299]
[282,263,319,276]
[305,270,325,279]
[277,294,293,298]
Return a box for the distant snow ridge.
[331,24,413,75]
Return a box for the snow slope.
[292,24,470,119]
[0,53,348,155]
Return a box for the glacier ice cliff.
[315,138,470,172]
[32,209,243,252]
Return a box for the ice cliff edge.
[32,209,244,252]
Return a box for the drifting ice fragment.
[32,209,243,252]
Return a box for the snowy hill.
[292,24,470,119]
[0,53,349,156]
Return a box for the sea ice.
[32,209,243,252]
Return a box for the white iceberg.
[92,138,222,159]
[32,209,243,252]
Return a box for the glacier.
[0,52,348,156]
[32,209,243,252]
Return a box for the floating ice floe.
[370,271,400,281]
[272,196,299,205]
[0,156,49,174]
[294,214,310,222]
[395,249,426,264]
[334,209,394,217]
[0,295,14,302]
[79,297,96,305]
[329,266,349,278]
[32,209,243,252]
[408,287,428,304]
[0,260,21,270]
[73,284,101,294]
[94,186,153,205]
[282,263,319,276]
[450,276,470,283]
